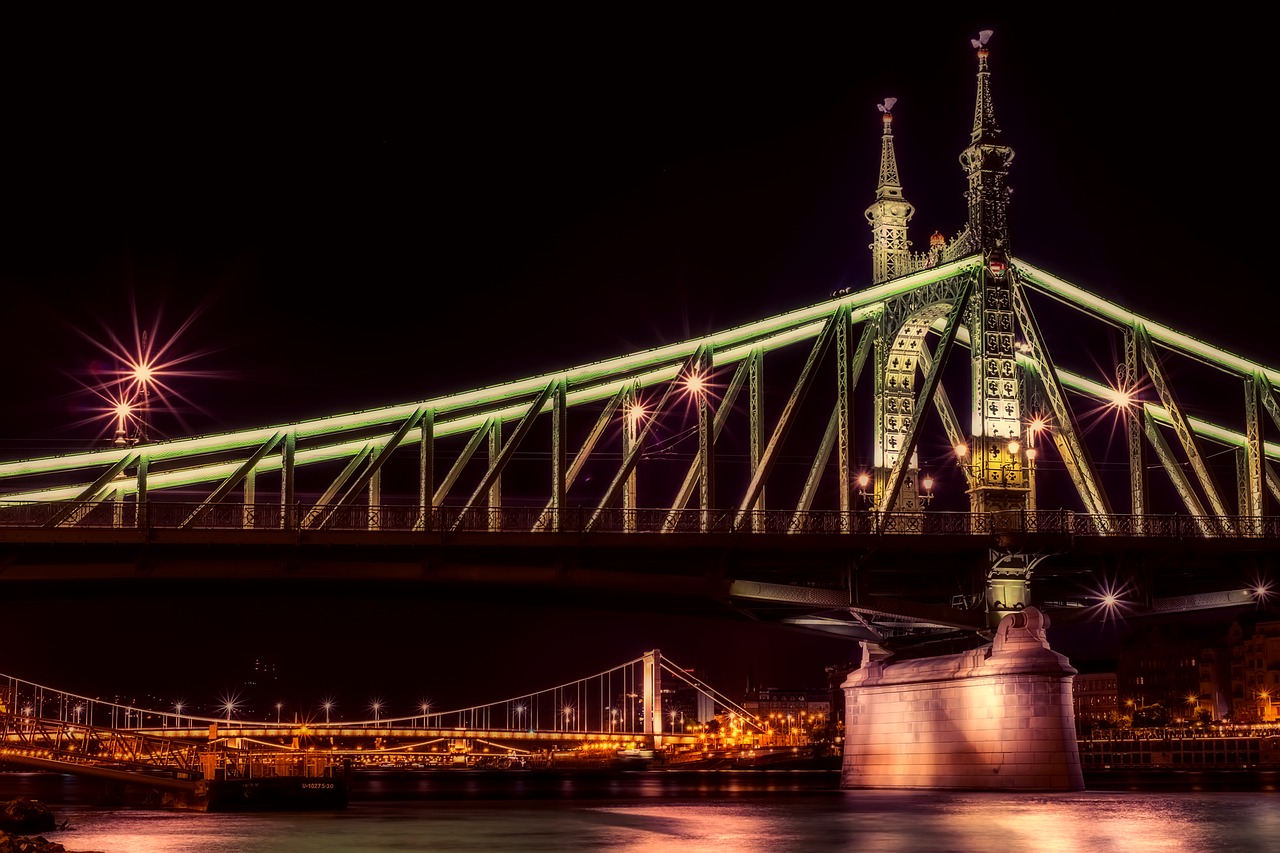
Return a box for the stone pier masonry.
[841,607,1084,791]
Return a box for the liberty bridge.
[0,28,1277,752]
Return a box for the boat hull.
[202,776,349,812]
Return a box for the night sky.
[2,14,1273,718]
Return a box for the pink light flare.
[66,296,228,443]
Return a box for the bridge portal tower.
[643,649,663,747]
[866,30,1037,623]
[866,98,925,512]
[960,31,1036,625]
[960,29,1026,518]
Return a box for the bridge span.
[1,650,792,806]
[1,501,1275,641]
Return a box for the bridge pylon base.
[840,607,1083,791]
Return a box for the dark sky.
[1,14,1273,716]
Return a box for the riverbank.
[1,797,94,853]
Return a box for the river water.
[4,770,1277,852]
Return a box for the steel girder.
[1,252,1278,560]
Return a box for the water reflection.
[2,772,1276,853]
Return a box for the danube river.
[4,770,1278,852]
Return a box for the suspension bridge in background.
[0,31,1277,650]
[0,650,804,808]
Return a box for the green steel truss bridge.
[0,31,1276,644]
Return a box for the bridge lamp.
[111,399,136,448]
[856,472,872,507]
[129,361,155,442]
[919,473,934,507]
[322,700,335,724]
[369,699,384,724]
[276,702,284,724]
[953,443,980,487]
[683,371,708,396]
[627,403,646,425]
[420,701,432,729]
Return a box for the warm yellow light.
[921,474,934,492]
[684,372,706,395]
[1007,439,1020,454]
[857,472,870,489]
[1026,447,1037,461]
[954,442,968,459]
[627,404,646,423]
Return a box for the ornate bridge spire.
[865,98,915,285]
[959,29,1031,563]
[959,29,1014,254]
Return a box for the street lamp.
[276,702,284,724]
[322,700,335,724]
[514,702,526,731]
[856,472,872,504]
[420,701,432,729]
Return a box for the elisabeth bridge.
[1,35,1277,670]
[0,650,778,792]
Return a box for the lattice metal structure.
[0,32,1277,639]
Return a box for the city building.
[1071,670,1117,725]
[1228,618,1280,723]
[741,687,831,740]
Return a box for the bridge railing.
[0,501,1276,538]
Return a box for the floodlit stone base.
[841,607,1084,791]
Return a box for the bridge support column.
[985,554,1032,629]
[840,607,1082,791]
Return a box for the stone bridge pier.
[840,607,1083,791]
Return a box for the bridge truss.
[0,254,1277,642]
[2,31,1278,646]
